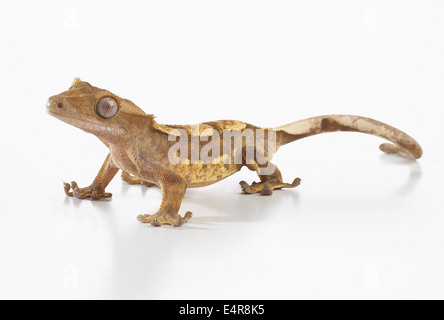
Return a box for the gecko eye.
[96,97,119,119]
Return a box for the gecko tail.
[274,115,423,160]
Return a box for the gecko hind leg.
[121,171,156,187]
[239,163,301,196]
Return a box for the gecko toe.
[64,182,74,197]
[175,211,193,227]
[71,182,82,199]
[174,218,185,227]
[184,211,193,221]
[239,181,254,194]
[137,214,151,223]
[290,178,302,188]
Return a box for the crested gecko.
[47,78,423,227]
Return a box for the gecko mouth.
[47,110,125,134]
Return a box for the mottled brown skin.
[47,79,423,227]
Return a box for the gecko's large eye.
[96,96,119,119]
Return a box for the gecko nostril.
[58,102,63,109]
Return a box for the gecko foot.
[239,177,301,195]
[64,181,112,200]
[137,211,193,227]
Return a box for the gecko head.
[47,78,149,141]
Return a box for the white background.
[0,0,443,299]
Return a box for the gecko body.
[47,79,422,227]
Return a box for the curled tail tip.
[275,115,423,160]
[379,143,423,160]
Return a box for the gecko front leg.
[64,154,119,199]
[137,169,192,227]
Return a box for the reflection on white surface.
[1,152,442,299]
[379,154,422,195]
